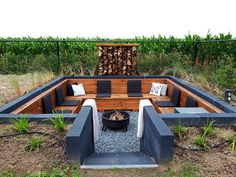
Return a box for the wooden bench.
[10,78,223,114]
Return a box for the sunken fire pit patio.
[101,110,130,132]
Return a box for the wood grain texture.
[11,80,68,114]
[166,80,223,113]
[11,78,223,114]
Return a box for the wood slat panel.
[10,78,223,114]
[166,80,223,113]
[11,80,68,114]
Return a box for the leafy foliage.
[0,35,235,94]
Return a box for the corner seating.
[155,87,180,107]
[185,96,197,107]
[66,83,77,96]
[42,94,72,114]
[55,87,80,106]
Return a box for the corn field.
[0,34,235,93]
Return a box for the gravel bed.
[95,111,140,153]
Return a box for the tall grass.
[8,75,21,97]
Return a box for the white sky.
[0,0,235,38]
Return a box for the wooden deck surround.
[11,78,223,114]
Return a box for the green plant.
[229,136,236,151]
[11,116,29,133]
[194,135,208,149]
[164,167,176,176]
[0,170,15,177]
[50,114,65,132]
[202,120,215,137]
[26,136,43,152]
[172,120,186,140]
[180,163,200,177]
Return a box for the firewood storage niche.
[97,43,138,75]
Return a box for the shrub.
[11,116,29,133]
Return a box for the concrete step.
[81,152,158,169]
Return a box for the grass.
[50,114,66,132]
[229,136,236,151]
[11,116,29,133]
[194,135,208,149]
[172,120,186,140]
[180,163,200,177]
[25,136,43,152]
[164,167,176,176]
[8,75,21,97]
[0,167,81,177]
[202,120,215,137]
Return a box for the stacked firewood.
[97,44,138,75]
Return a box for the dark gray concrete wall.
[141,106,174,163]
[66,106,94,164]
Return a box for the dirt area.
[0,123,235,177]
[173,126,236,177]
[0,123,71,173]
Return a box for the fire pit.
[102,110,130,132]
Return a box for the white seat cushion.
[72,84,85,96]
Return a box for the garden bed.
[0,122,71,173]
[171,124,236,177]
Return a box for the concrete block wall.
[66,106,94,164]
[142,106,174,163]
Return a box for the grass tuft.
[194,135,208,149]
[11,116,29,133]
[229,136,236,151]
[202,120,215,137]
[50,114,66,132]
[172,120,186,140]
[25,136,43,152]
[8,75,21,97]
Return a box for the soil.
[0,123,236,177]
[0,123,71,173]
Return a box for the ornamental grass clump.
[50,114,65,132]
[172,120,186,140]
[26,136,43,152]
[194,135,208,149]
[229,136,236,151]
[202,120,215,137]
[12,116,29,133]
